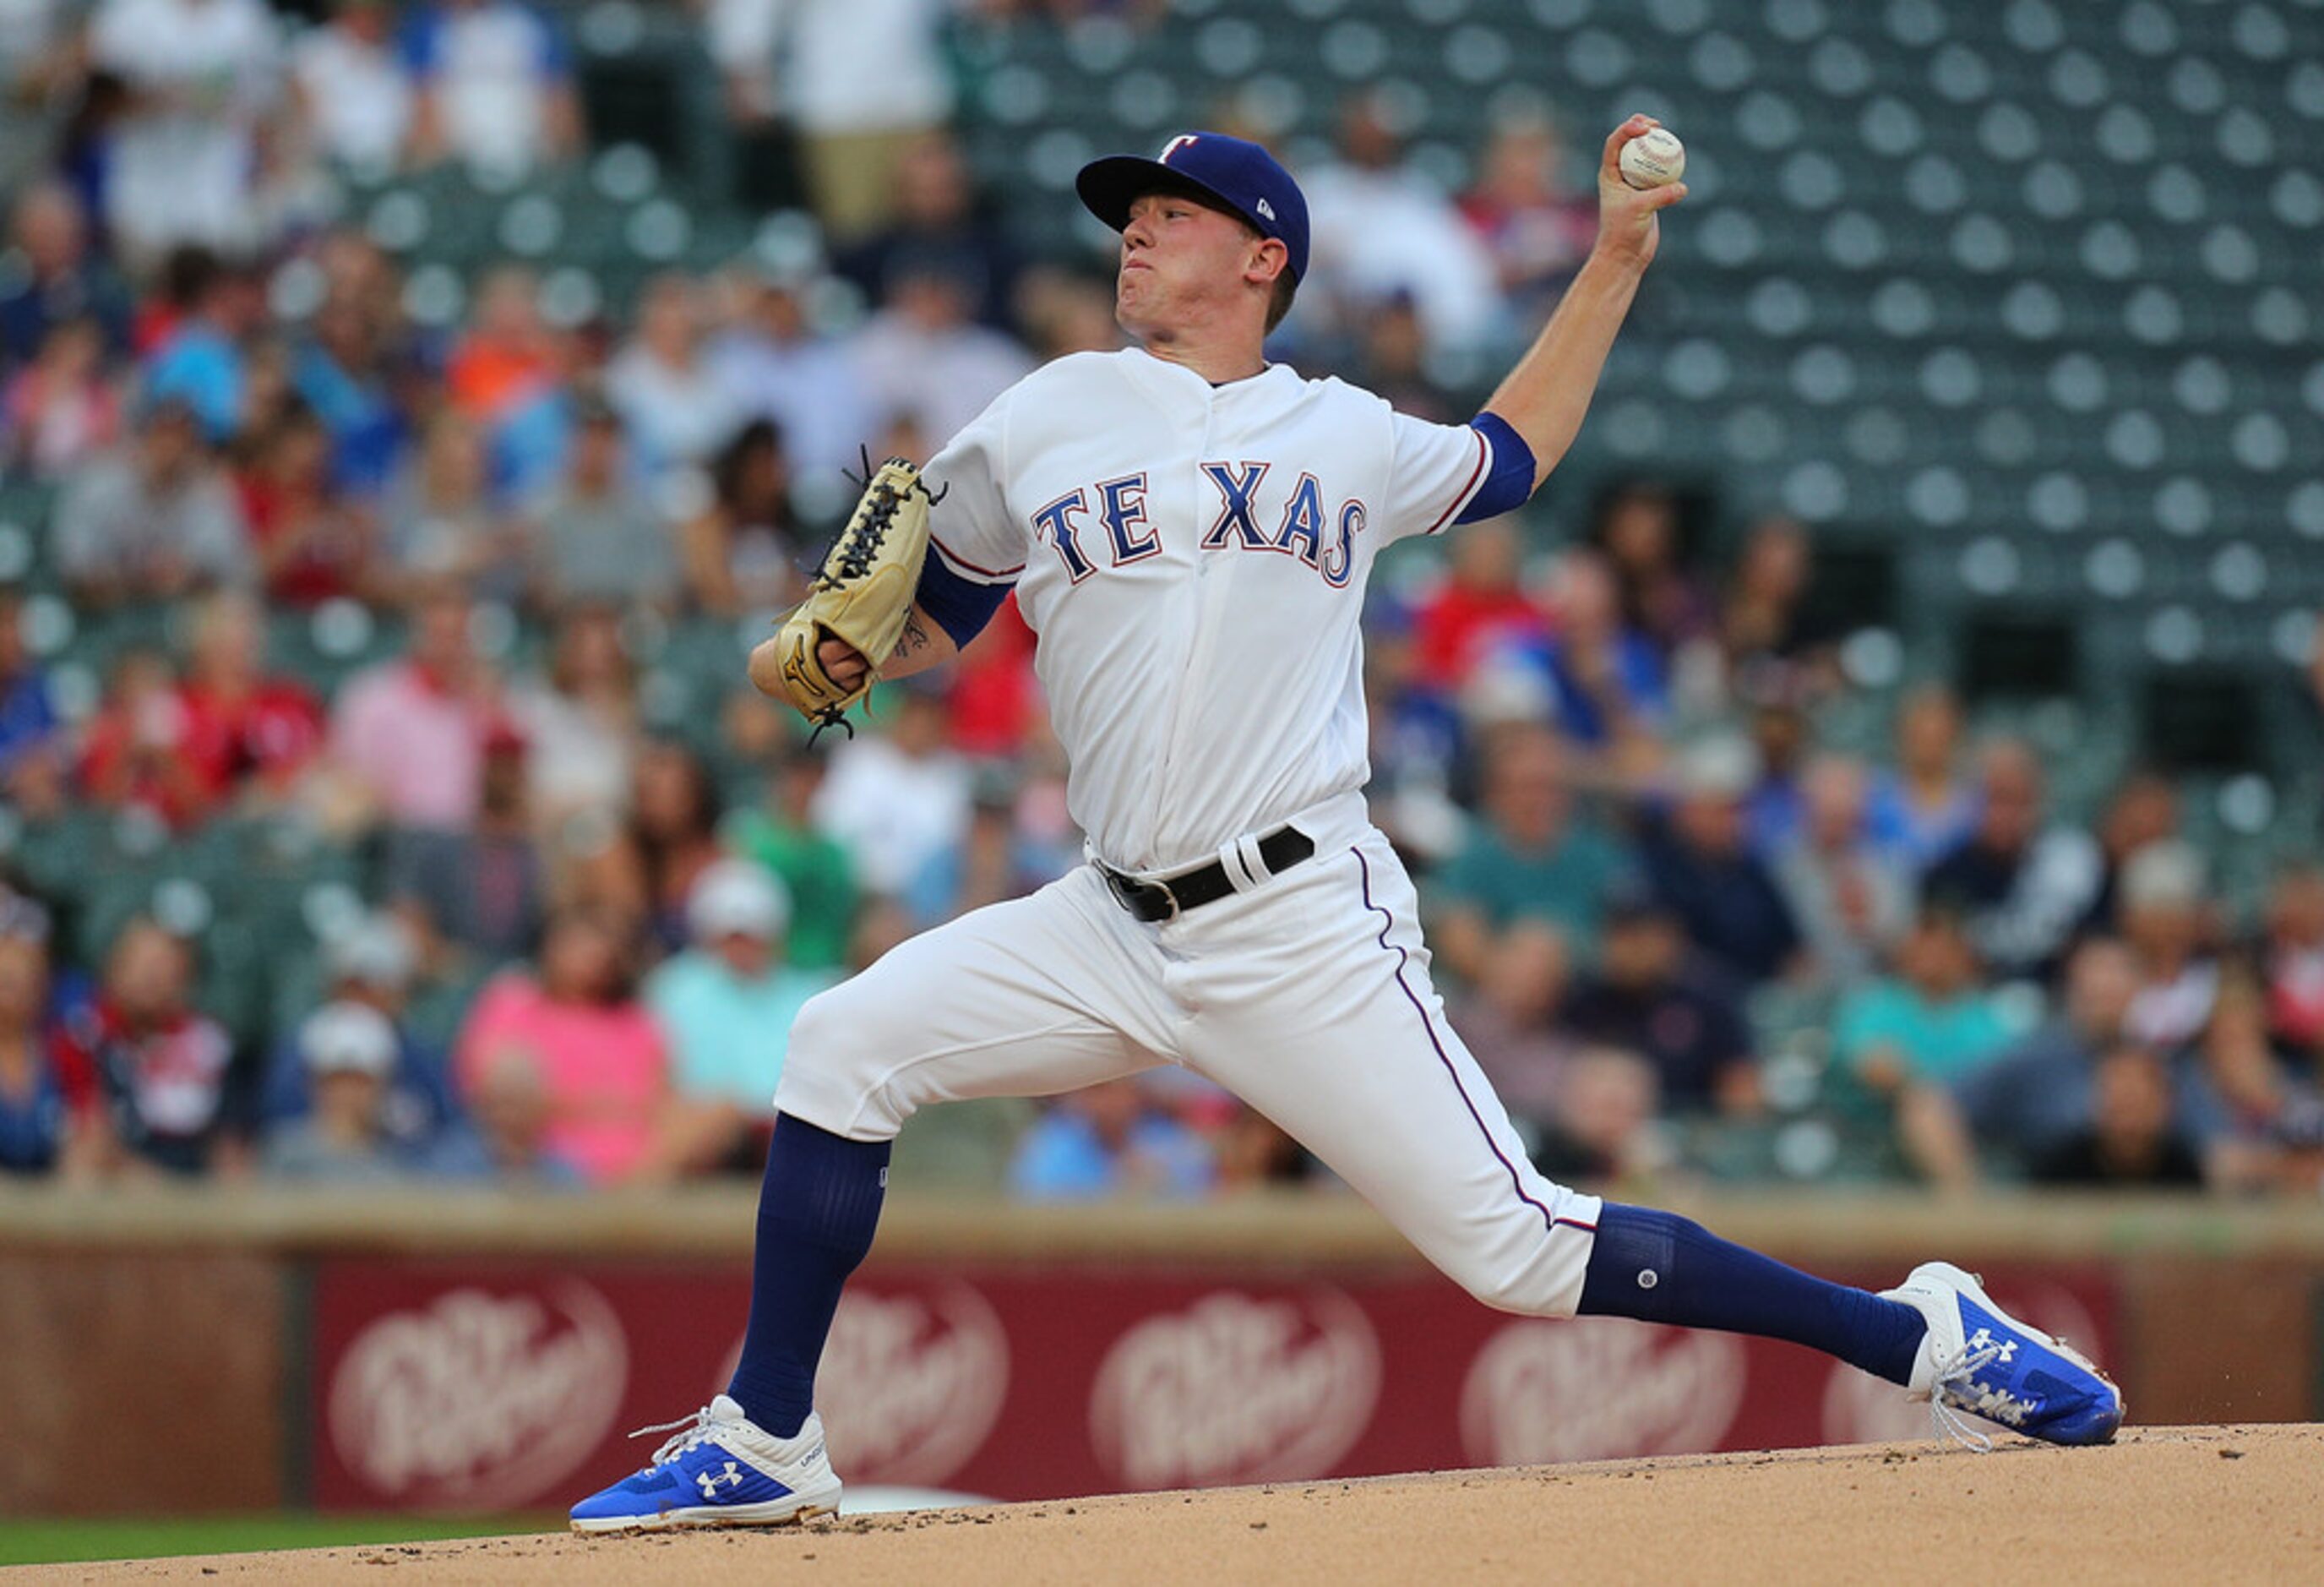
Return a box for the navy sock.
[1576,1204,1927,1386]
[725,1114,892,1437]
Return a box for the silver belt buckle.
[1148,874,1182,921]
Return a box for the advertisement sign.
[308,1259,2114,1511]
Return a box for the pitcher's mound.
[49,1423,2324,1585]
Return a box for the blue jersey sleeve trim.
[1455,412,1538,525]
[916,549,1014,650]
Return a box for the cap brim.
[1076,155,1243,236]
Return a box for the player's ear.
[1246,236,1288,289]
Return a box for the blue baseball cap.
[1077,132,1310,283]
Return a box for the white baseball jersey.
[776,346,1602,1325]
[919,350,1496,873]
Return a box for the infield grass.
[0,1513,556,1566]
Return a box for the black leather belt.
[1097,826,1317,923]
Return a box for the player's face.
[1116,190,1266,341]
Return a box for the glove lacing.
[802,475,896,744]
[819,452,946,588]
[828,479,900,584]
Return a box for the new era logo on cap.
[1076,130,1311,283]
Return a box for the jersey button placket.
[1144,384,1220,866]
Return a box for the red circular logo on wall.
[1460,1317,1744,1466]
[814,1284,1010,1487]
[327,1283,629,1510]
[1089,1290,1381,1490]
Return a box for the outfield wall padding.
[1,1187,2316,1515]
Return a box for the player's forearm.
[881,604,959,680]
[1481,249,1651,488]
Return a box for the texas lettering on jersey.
[1029,464,1364,587]
[918,348,1499,873]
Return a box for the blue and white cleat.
[570,1396,842,1533]
[1883,1261,2125,1449]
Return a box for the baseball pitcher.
[573,118,2120,1532]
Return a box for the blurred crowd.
[0,1,2316,1205]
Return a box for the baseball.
[1619,126,1686,189]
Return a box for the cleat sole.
[571,1496,841,1535]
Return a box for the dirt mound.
[38,1424,2321,1585]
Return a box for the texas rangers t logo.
[1160,134,1200,162]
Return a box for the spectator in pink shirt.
[3,318,122,479]
[454,905,670,1184]
[329,581,503,831]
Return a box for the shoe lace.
[629,1405,717,1467]
[1924,1338,2006,1453]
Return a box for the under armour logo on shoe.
[697,1461,745,1499]
[1967,1327,2020,1363]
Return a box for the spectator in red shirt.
[1412,518,1548,692]
[237,404,380,606]
[944,594,1038,758]
[176,588,327,809]
[79,648,208,828]
[53,916,248,1177]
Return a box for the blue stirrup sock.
[725,1113,892,1437]
[1576,1204,1927,1386]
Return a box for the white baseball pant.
[775,791,1603,1317]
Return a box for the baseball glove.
[764,456,936,734]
